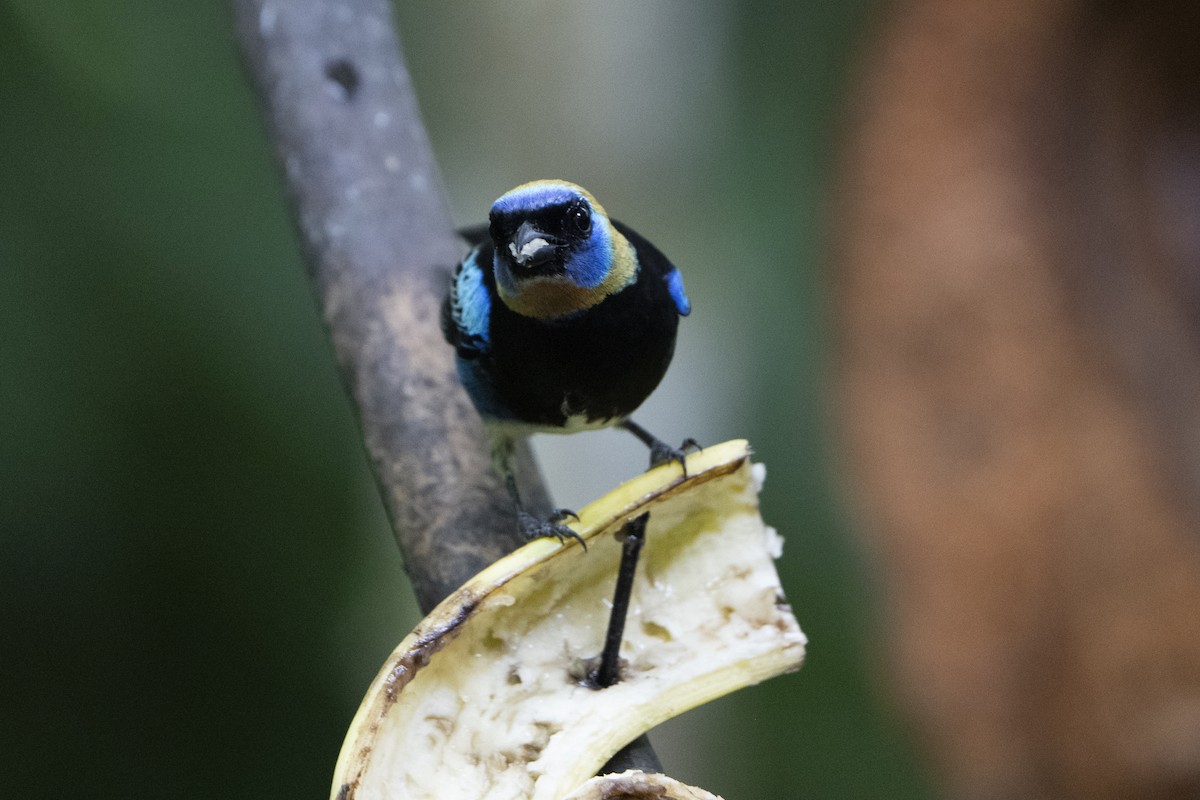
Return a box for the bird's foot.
[518,509,586,550]
[550,507,581,525]
[648,437,702,477]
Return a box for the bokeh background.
[1,2,932,798]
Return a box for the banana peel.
[333,440,805,800]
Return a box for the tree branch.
[231,0,545,611]
[230,0,660,774]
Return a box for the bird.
[441,179,696,544]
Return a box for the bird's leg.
[492,433,585,549]
[619,419,700,477]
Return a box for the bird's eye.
[566,203,592,236]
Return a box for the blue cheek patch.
[455,250,492,343]
[566,227,613,289]
[665,267,691,316]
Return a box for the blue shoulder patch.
[665,267,691,316]
[451,248,491,351]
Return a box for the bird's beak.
[508,221,559,268]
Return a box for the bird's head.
[488,180,637,319]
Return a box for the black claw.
[620,420,702,480]
[648,438,702,478]
[518,510,587,551]
[549,508,580,523]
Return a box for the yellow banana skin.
[332,440,806,800]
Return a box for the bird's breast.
[484,276,679,430]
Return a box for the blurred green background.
[1,1,932,797]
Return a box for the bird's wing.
[441,246,492,360]
[612,219,691,317]
[663,266,691,317]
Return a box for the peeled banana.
[563,770,724,799]
[332,440,805,800]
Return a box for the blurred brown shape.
[833,1,1200,798]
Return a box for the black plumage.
[444,220,680,430]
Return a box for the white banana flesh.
[332,440,805,800]
[563,770,724,799]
